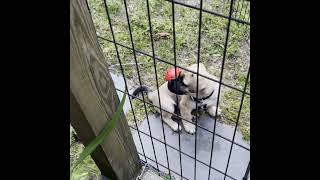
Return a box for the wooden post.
[70,92,118,180]
[70,0,141,179]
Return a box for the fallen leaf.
[158,32,170,38]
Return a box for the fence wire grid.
[85,0,250,179]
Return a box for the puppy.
[132,63,221,134]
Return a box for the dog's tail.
[132,85,151,100]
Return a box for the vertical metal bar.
[207,0,236,179]
[145,0,172,177]
[171,1,183,179]
[223,67,250,180]
[242,161,250,180]
[122,0,161,172]
[101,0,148,163]
[123,0,159,170]
[195,0,204,179]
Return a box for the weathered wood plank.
[70,91,118,179]
[70,0,141,179]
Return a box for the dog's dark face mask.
[167,75,189,95]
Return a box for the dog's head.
[165,63,210,95]
[165,67,189,95]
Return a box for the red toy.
[164,67,181,81]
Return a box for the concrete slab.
[111,72,250,180]
[110,73,133,114]
[141,170,165,180]
[131,114,250,180]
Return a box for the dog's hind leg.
[149,91,181,132]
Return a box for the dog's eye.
[191,74,194,77]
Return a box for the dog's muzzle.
[167,76,188,95]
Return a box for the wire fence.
[86,0,250,179]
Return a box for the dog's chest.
[190,98,209,110]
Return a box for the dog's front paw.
[217,108,222,117]
[171,122,182,132]
[208,106,222,117]
[183,122,196,134]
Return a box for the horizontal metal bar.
[132,127,237,180]
[164,0,250,25]
[98,36,250,96]
[117,88,250,151]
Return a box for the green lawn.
[88,0,250,141]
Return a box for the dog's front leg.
[162,111,182,132]
[180,106,196,134]
[207,105,221,117]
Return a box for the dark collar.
[190,90,214,103]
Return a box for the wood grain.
[70,0,141,179]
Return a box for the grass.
[126,96,157,126]
[219,85,250,141]
[87,0,250,140]
[70,127,101,180]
